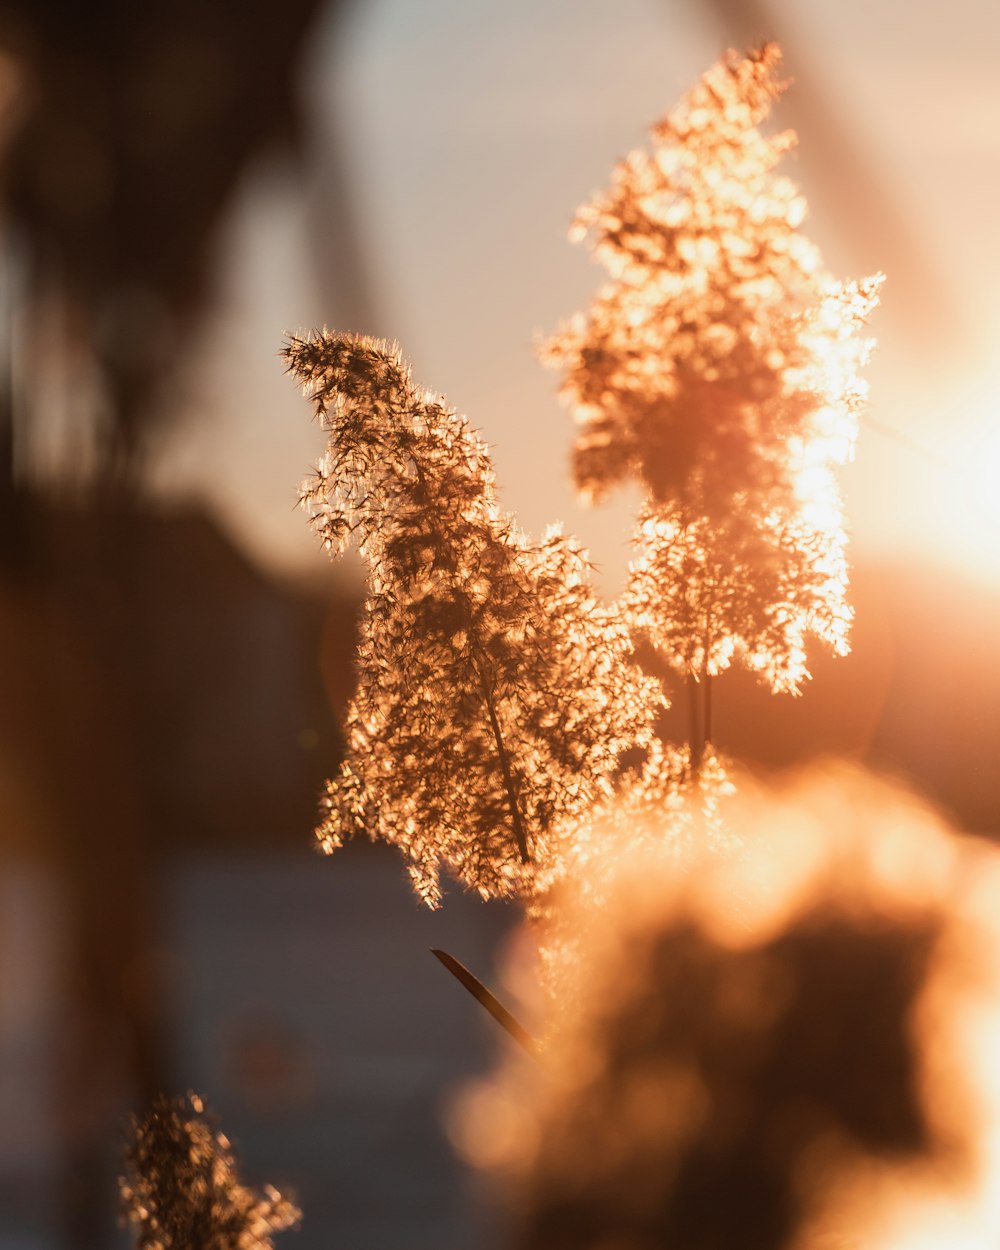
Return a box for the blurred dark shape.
[517,909,938,1250]
[7,500,350,848]
[0,498,355,1244]
[0,3,371,1243]
[0,0,329,482]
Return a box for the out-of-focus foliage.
[543,44,882,693]
[0,0,327,480]
[530,741,738,1001]
[285,332,662,905]
[120,1093,300,1250]
[457,767,1000,1250]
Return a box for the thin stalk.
[702,665,713,753]
[422,505,531,865]
[688,670,704,776]
[431,948,537,1056]
[478,669,530,863]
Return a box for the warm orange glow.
[460,766,1000,1250]
[929,375,1000,582]
[854,363,1000,587]
[286,332,662,906]
[544,47,882,697]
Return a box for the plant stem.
[687,670,704,776]
[478,670,530,863]
[426,512,531,864]
[431,948,537,1055]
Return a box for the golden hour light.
[456,767,1000,1250]
[285,331,662,905]
[540,45,882,773]
[922,371,1000,583]
[3,3,999,1247]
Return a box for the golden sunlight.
[942,380,1000,580]
[859,362,1000,587]
[459,765,1000,1250]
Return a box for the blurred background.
[0,0,997,1246]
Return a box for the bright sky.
[156,0,1000,591]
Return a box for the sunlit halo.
[947,403,1000,577]
[460,766,1000,1250]
[861,367,1000,585]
